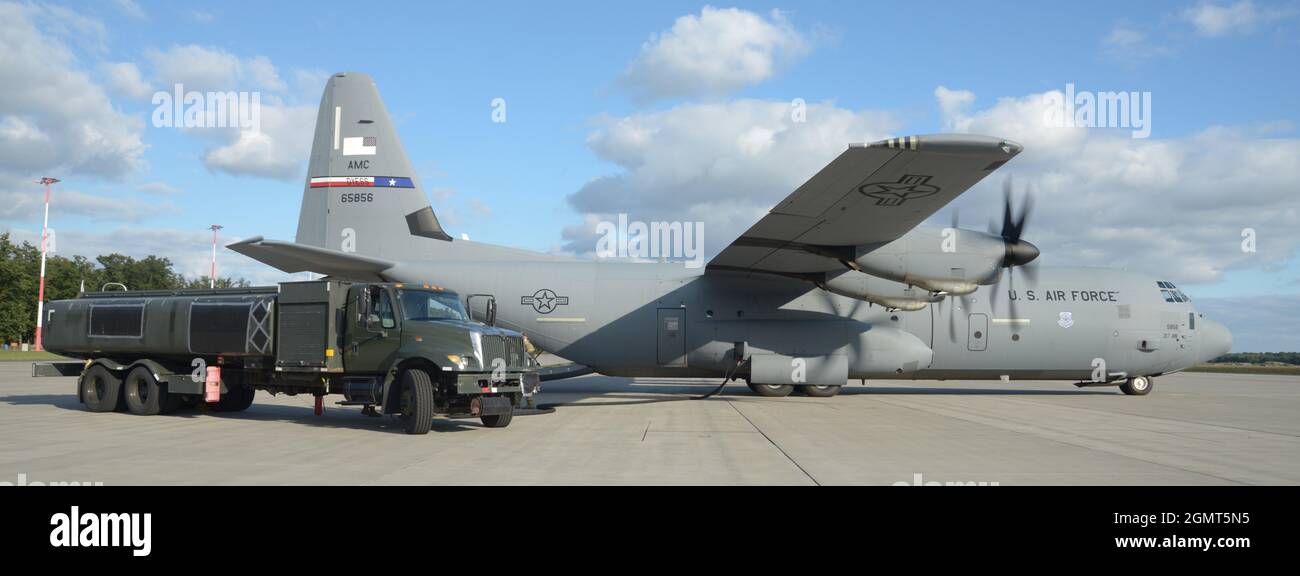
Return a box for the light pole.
[209,224,223,289]
[34,177,60,351]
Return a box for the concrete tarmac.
[1,361,1297,485]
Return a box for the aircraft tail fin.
[295,72,452,262]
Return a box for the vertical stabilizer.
[295,72,451,261]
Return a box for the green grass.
[1186,364,1300,376]
[0,350,70,362]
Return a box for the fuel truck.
[33,280,539,433]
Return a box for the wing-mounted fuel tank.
[817,269,943,311]
[41,287,278,360]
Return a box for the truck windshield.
[397,290,468,322]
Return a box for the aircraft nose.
[1004,240,1040,267]
[1199,318,1232,363]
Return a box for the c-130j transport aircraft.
[232,72,1232,398]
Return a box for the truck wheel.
[747,382,793,397]
[480,402,513,428]
[80,365,122,413]
[399,369,435,435]
[123,366,178,415]
[795,385,842,398]
[214,387,256,412]
[1120,375,1153,396]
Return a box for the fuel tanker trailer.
[33,280,539,433]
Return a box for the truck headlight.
[446,354,470,370]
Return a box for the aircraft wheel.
[796,385,842,398]
[123,367,178,415]
[1120,375,1153,396]
[79,364,122,413]
[748,382,793,397]
[399,369,435,435]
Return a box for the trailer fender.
[125,358,204,396]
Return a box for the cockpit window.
[1157,281,1190,303]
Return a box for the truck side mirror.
[486,298,497,326]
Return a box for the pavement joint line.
[724,397,820,486]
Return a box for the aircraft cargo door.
[657,308,686,366]
[967,313,988,351]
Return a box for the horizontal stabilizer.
[227,236,395,281]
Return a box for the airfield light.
[209,224,223,289]
[34,177,60,351]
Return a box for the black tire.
[79,364,121,413]
[748,382,794,397]
[123,366,177,415]
[214,387,255,412]
[1120,375,1153,396]
[399,369,435,435]
[214,372,256,412]
[796,385,842,398]
[480,402,514,428]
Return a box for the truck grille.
[481,334,526,369]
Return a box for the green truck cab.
[37,280,539,434]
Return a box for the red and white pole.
[208,224,223,289]
[34,177,59,351]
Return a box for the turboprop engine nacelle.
[818,269,944,311]
[849,227,1023,295]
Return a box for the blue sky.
[2,0,1298,350]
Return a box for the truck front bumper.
[453,371,538,396]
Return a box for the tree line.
[0,233,250,343]
[1209,352,1300,365]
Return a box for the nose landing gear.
[1120,375,1153,396]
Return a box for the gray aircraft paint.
[231,72,1231,388]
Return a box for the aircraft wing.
[707,134,1021,276]
[227,236,396,281]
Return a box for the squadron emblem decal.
[522,289,569,314]
[859,175,941,206]
[1058,311,1074,329]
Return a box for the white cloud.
[113,0,146,20]
[202,100,316,180]
[1181,0,1294,36]
[100,61,153,100]
[144,45,319,180]
[137,181,178,195]
[562,100,898,255]
[1101,19,1174,62]
[620,6,809,102]
[0,2,146,179]
[935,88,1300,285]
[0,176,172,222]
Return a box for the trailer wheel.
[80,364,122,413]
[398,369,435,435]
[214,373,256,412]
[480,402,513,428]
[123,366,177,415]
